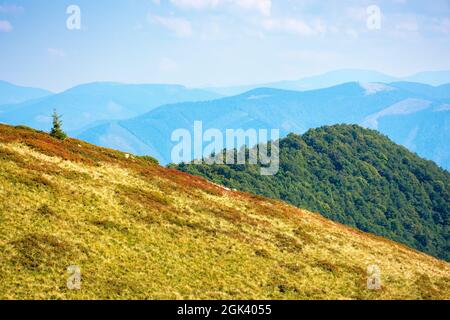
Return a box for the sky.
[0,0,449,92]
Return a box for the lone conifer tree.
[50,109,67,140]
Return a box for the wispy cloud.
[0,20,12,32]
[234,0,271,16]
[170,0,220,10]
[169,0,272,16]
[149,14,193,37]
[262,17,326,37]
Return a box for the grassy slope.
[0,124,448,300]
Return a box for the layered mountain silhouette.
[0,82,221,132]
[0,81,52,105]
[1,73,449,169]
[76,82,450,169]
[207,69,450,96]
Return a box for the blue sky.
[0,0,449,92]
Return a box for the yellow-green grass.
[0,124,448,300]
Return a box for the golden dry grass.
[0,124,448,300]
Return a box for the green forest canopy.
[174,125,449,261]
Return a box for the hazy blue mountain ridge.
[0,81,52,105]
[1,77,448,169]
[208,69,450,96]
[76,82,450,169]
[0,82,221,131]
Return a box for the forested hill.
[174,125,450,261]
[2,124,448,299]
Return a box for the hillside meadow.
[0,124,448,300]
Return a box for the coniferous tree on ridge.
[50,109,67,140]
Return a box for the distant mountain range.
[0,82,221,132]
[75,82,450,170]
[0,72,449,169]
[0,81,52,105]
[207,69,450,96]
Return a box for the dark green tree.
[50,109,67,140]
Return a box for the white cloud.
[382,13,420,39]
[346,7,366,23]
[170,0,220,10]
[47,48,65,58]
[263,17,326,37]
[235,0,271,16]
[170,0,272,16]
[0,20,12,32]
[149,15,193,37]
